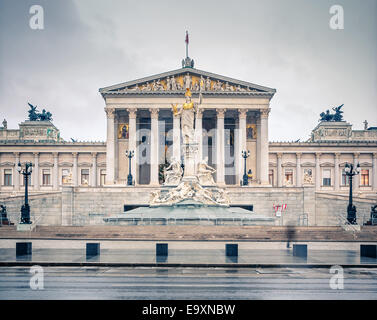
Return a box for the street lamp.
[344,162,360,224]
[241,150,250,186]
[17,162,33,224]
[125,150,135,186]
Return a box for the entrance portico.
[101,66,275,187]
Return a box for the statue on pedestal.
[163,158,183,185]
[197,157,216,185]
[171,88,199,144]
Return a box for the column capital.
[353,152,360,158]
[315,152,321,159]
[72,152,78,157]
[105,107,116,119]
[91,152,98,158]
[216,108,225,119]
[13,152,20,157]
[334,152,341,159]
[238,109,247,119]
[260,108,271,119]
[277,153,283,159]
[149,108,159,119]
[53,152,59,158]
[296,152,302,159]
[128,108,137,119]
[373,152,377,159]
[33,152,39,156]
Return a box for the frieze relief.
[116,74,260,93]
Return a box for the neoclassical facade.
[0,62,376,205]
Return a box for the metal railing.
[335,212,361,236]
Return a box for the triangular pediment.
[99,68,276,97]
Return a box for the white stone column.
[150,108,159,185]
[195,109,203,164]
[216,109,225,185]
[353,152,360,191]
[237,109,247,185]
[173,110,181,162]
[296,153,302,187]
[105,108,116,184]
[315,153,321,190]
[373,152,377,190]
[128,108,137,183]
[256,115,261,182]
[53,152,59,190]
[259,109,270,185]
[91,152,97,187]
[72,152,78,187]
[334,153,340,191]
[277,153,282,187]
[33,152,39,190]
[14,152,20,191]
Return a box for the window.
[81,169,89,185]
[361,169,369,186]
[62,169,71,185]
[341,169,349,186]
[100,169,106,186]
[4,169,12,186]
[42,169,51,186]
[284,169,293,186]
[269,169,274,186]
[323,169,331,186]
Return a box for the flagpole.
[185,31,188,58]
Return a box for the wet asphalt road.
[0,266,377,300]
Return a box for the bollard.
[156,243,168,256]
[86,243,100,258]
[16,242,32,256]
[226,244,238,257]
[360,245,377,258]
[293,244,307,258]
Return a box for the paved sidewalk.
[1,247,376,267]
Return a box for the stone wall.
[0,192,61,225]
[314,192,375,226]
[1,186,375,227]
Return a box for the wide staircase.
[0,225,377,241]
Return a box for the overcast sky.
[0,0,376,142]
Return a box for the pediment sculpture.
[121,73,257,93]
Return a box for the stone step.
[1,225,376,241]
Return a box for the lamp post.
[344,162,360,224]
[125,150,135,186]
[241,150,250,186]
[17,162,33,224]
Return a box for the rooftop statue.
[319,104,344,122]
[27,103,53,121]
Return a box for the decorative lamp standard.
[344,162,360,224]
[241,150,250,186]
[17,162,33,224]
[125,150,135,186]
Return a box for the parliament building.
[0,58,376,227]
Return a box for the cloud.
[0,0,376,142]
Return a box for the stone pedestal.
[182,143,198,180]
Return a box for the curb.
[1,261,377,268]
